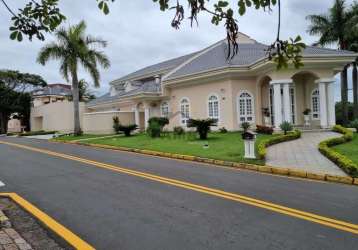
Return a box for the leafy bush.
[350,119,358,133]
[257,130,301,160]
[319,125,358,177]
[148,117,169,129]
[173,126,185,135]
[187,118,217,140]
[303,108,311,115]
[113,117,121,134]
[147,121,161,138]
[335,102,354,125]
[219,127,228,133]
[241,122,250,132]
[279,121,293,135]
[256,125,273,135]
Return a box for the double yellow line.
[1,140,358,235]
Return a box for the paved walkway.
[266,131,348,176]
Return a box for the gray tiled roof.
[87,79,161,106]
[166,41,357,80]
[112,52,199,83]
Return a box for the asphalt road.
[0,137,357,250]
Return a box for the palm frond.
[37,43,66,65]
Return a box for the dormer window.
[110,86,117,96]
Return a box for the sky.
[0,0,356,100]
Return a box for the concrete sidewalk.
[266,131,347,176]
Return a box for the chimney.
[154,75,161,84]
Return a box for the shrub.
[147,121,161,138]
[241,122,250,132]
[148,117,169,129]
[187,118,217,140]
[20,130,57,136]
[350,119,358,133]
[256,125,273,135]
[117,124,138,137]
[280,121,293,135]
[113,116,121,134]
[219,127,228,133]
[257,130,301,160]
[173,126,185,135]
[303,108,311,115]
[319,125,358,177]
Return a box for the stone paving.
[266,131,348,176]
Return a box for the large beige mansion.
[31,33,358,134]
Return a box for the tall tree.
[0,70,46,134]
[307,0,358,125]
[37,21,110,135]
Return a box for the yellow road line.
[1,140,358,235]
[0,192,95,250]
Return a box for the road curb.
[0,193,94,250]
[52,139,358,186]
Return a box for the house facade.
[30,84,85,133]
[84,33,357,134]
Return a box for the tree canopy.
[1,0,305,69]
[0,70,47,133]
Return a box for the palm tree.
[37,21,110,135]
[307,0,357,125]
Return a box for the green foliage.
[303,108,311,115]
[113,116,121,134]
[350,119,358,132]
[148,117,169,129]
[336,102,354,125]
[279,121,293,135]
[319,125,358,177]
[256,125,273,135]
[173,126,185,135]
[219,127,228,133]
[257,130,301,160]
[187,118,217,140]
[147,121,162,138]
[6,0,114,42]
[240,122,250,132]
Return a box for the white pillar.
[271,81,282,128]
[144,104,150,130]
[282,83,292,123]
[320,79,336,127]
[134,108,140,127]
[318,81,328,128]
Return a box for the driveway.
[0,137,357,249]
[266,131,347,176]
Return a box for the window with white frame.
[180,98,190,125]
[208,94,219,122]
[238,91,254,123]
[311,88,320,119]
[161,101,169,117]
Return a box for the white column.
[134,108,140,127]
[320,79,336,127]
[282,83,292,123]
[272,82,282,128]
[318,81,328,128]
[144,104,150,130]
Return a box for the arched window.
[180,98,190,125]
[238,91,255,123]
[208,94,219,122]
[311,89,320,119]
[161,102,169,117]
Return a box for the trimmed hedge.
[257,130,301,160]
[319,125,358,177]
[20,130,57,136]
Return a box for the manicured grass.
[78,132,276,165]
[54,134,115,141]
[333,132,358,165]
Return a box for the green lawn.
[54,134,116,141]
[333,132,358,165]
[70,132,275,165]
